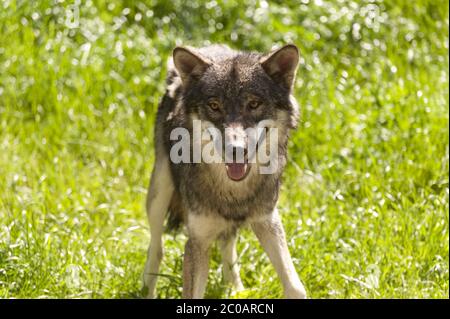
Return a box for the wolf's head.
[171,44,300,183]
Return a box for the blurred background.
[0,0,448,298]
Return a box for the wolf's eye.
[207,100,220,111]
[248,100,262,110]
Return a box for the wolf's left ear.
[173,47,211,84]
[260,44,300,90]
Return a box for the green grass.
[0,0,448,298]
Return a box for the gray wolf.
[143,43,307,299]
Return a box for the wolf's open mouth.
[225,162,250,181]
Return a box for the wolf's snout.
[224,124,248,163]
[225,145,247,163]
[224,124,250,181]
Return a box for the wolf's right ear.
[173,47,211,84]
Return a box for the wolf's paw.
[284,286,307,299]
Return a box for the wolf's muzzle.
[224,123,250,181]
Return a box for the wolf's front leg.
[182,237,212,298]
[251,209,307,299]
[183,214,221,298]
[219,231,244,291]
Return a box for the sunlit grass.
[0,0,448,298]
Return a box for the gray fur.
[143,44,306,299]
[163,44,298,222]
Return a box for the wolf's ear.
[260,44,299,90]
[173,47,211,84]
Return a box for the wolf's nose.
[232,145,248,159]
[225,145,247,163]
[224,122,247,163]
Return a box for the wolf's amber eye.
[208,100,220,111]
[248,100,261,109]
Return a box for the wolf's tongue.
[226,163,248,181]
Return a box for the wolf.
[143,43,307,299]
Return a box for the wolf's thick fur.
[143,44,307,298]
